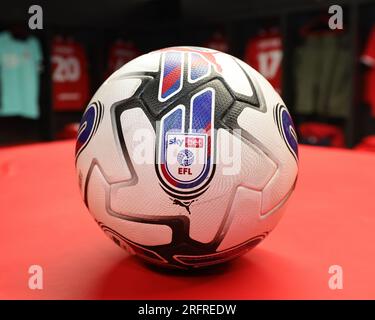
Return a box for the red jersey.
[361,26,375,117]
[203,33,229,53]
[106,40,140,77]
[244,29,283,94]
[51,37,89,111]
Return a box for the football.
[75,46,298,269]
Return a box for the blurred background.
[0,0,375,151]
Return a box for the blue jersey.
[0,31,42,119]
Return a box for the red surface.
[1,140,375,299]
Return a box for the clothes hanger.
[9,24,29,40]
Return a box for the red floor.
[1,140,375,299]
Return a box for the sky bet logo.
[168,136,204,148]
[168,137,184,147]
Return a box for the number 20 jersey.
[51,36,89,111]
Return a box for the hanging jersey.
[0,31,42,119]
[244,30,283,94]
[294,33,350,118]
[361,26,375,117]
[51,37,89,111]
[106,40,140,77]
[203,33,229,53]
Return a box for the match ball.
[75,47,298,269]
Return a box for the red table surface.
[0,140,375,300]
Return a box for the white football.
[75,47,298,269]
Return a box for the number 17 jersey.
[244,29,283,94]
